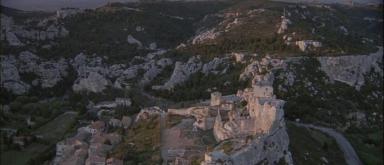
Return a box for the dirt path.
[159,112,168,164]
[294,123,363,165]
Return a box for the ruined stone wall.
[252,85,274,97]
[168,108,192,116]
[213,85,285,141]
[211,92,222,106]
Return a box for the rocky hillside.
[0,1,382,165]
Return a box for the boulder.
[121,116,132,129]
[6,31,24,46]
[0,55,30,94]
[127,34,142,48]
[73,72,110,93]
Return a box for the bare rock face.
[317,47,383,90]
[108,64,127,78]
[0,55,30,94]
[135,106,164,122]
[152,56,202,90]
[36,59,69,88]
[192,28,220,44]
[201,57,229,76]
[127,34,143,48]
[233,52,246,63]
[1,15,24,46]
[277,16,291,34]
[229,125,292,165]
[2,14,69,44]
[295,40,322,51]
[152,56,229,90]
[1,14,13,31]
[240,56,283,82]
[240,61,260,81]
[5,31,24,46]
[18,51,69,88]
[73,71,110,93]
[139,58,173,85]
[72,53,111,93]
[56,8,82,19]
[18,51,40,73]
[1,51,71,94]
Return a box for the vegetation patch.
[110,116,161,164]
[287,122,346,165]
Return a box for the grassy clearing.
[347,131,383,165]
[287,122,346,165]
[166,114,184,128]
[219,141,233,155]
[0,112,77,165]
[0,143,49,165]
[33,112,78,143]
[110,116,161,164]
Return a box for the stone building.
[203,84,292,165]
[210,92,222,106]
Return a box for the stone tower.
[210,92,222,106]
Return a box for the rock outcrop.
[135,106,164,122]
[71,53,111,93]
[5,31,24,46]
[277,16,291,34]
[152,56,202,90]
[139,58,173,85]
[56,8,82,18]
[201,57,229,75]
[0,55,30,94]
[73,71,110,93]
[1,14,69,46]
[18,51,69,88]
[317,47,383,89]
[127,34,143,48]
[152,56,232,90]
[192,28,220,44]
[1,51,71,94]
[295,40,322,51]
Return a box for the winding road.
[293,123,363,165]
[159,112,168,165]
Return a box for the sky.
[2,0,383,11]
[1,0,137,11]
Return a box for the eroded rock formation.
[317,47,383,89]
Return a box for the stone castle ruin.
[165,83,292,164]
[213,86,284,142]
[203,86,292,165]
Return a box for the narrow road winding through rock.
[294,123,363,165]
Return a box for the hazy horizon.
[1,0,138,11]
[2,0,383,12]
